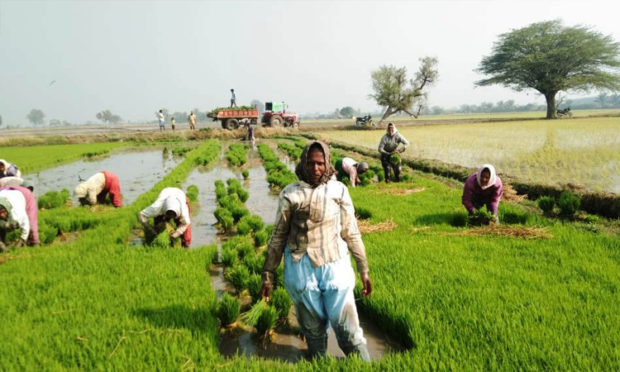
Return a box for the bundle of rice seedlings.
[247,273,263,303]
[38,224,58,245]
[214,207,234,232]
[242,170,249,180]
[186,185,199,202]
[217,293,240,328]
[38,189,70,209]
[270,287,292,320]
[389,153,401,165]
[225,264,250,291]
[254,229,270,247]
[255,306,278,338]
[468,209,494,226]
[243,252,265,275]
[558,191,580,217]
[237,214,264,235]
[241,298,268,327]
[220,247,238,267]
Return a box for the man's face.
[0,209,8,220]
[388,125,395,135]
[0,164,5,172]
[480,170,491,187]
[307,148,326,185]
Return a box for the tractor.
[261,102,300,128]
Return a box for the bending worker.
[378,122,409,182]
[139,187,192,248]
[0,159,24,187]
[335,157,369,187]
[74,171,123,207]
[0,186,39,251]
[462,164,503,223]
[261,141,372,361]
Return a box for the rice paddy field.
[320,116,620,193]
[0,130,619,370]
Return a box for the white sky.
[0,0,619,125]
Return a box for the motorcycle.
[355,114,374,127]
[557,107,572,118]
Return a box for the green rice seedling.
[151,224,181,249]
[537,196,556,216]
[270,287,292,320]
[220,247,238,267]
[225,144,249,167]
[248,273,263,303]
[558,191,580,217]
[257,144,298,189]
[226,178,249,202]
[389,153,401,166]
[355,206,372,220]
[214,180,227,200]
[186,185,199,202]
[194,140,221,165]
[236,214,264,235]
[240,298,268,327]
[38,189,70,209]
[171,147,191,156]
[468,209,494,226]
[277,142,302,160]
[584,215,600,224]
[222,234,255,256]
[216,293,240,328]
[340,176,350,186]
[254,229,270,247]
[243,252,265,275]
[255,305,278,337]
[225,264,250,291]
[214,207,234,232]
[242,170,249,180]
[38,224,58,245]
[275,264,284,288]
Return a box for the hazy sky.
[1,0,619,125]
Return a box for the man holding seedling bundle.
[0,186,39,251]
[335,157,369,188]
[74,171,123,207]
[139,187,192,248]
[378,122,409,182]
[261,141,372,361]
[462,164,503,224]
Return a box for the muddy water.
[182,144,280,247]
[29,148,181,205]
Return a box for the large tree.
[370,57,438,123]
[476,20,620,119]
[96,110,121,124]
[26,109,45,125]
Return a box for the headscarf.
[295,141,336,187]
[476,164,497,190]
[163,196,182,218]
[0,196,12,215]
[74,182,88,198]
[386,122,399,137]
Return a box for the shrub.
[537,196,555,215]
[558,191,580,217]
[186,185,199,202]
[270,287,292,319]
[216,293,240,327]
[38,189,70,209]
[242,170,249,180]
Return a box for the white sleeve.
[11,208,30,241]
[140,197,165,219]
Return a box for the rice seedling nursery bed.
[0,135,618,370]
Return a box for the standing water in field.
[29,148,181,205]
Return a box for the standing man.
[139,187,192,248]
[335,157,369,188]
[261,141,372,361]
[170,117,176,131]
[230,89,237,107]
[188,111,197,130]
[74,171,123,207]
[378,122,409,182]
[462,164,503,224]
[0,186,40,251]
[157,110,165,131]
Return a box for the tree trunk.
[379,106,399,125]
[545,91,557,119]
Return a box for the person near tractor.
[170,117,176,131]
[0,159,21,179]
[188,112,197,130]
[462,164,503,224]
[0,186,40,251]
[139,187,192,248]
[378,122,409,182]
[230,89,237,107]
[261,141,372,361]
[74,171,123,207]
[157,110,165,131]
[335,157,369,188]
[247,124,255,142]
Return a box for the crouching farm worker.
[335,157,369,188]
[378,122,409,183]
[261,141,373,361]
[462,164,503,224]
[0,159,21,179]
[139,187,192,248]
[74,171,123,207]
[0,187,39,252]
